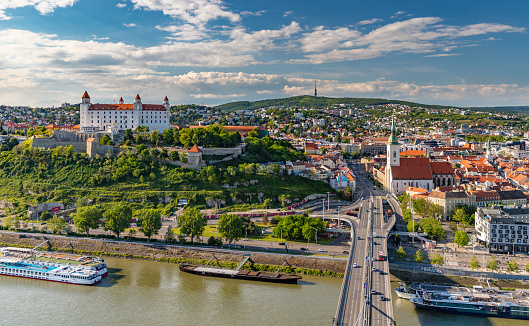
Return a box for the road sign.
[51,206,60,212]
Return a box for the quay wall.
[0,233,347,274]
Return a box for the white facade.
[80,92,170,132]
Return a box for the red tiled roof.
[189,145,201,153]
[430,161,454,175]
[164,96,168,101]
[82,91,90,99]
[135,94,141,100]
[391,157,432,180]
[88,103,165,111]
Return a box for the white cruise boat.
[0,248,102,285]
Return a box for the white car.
[318,248,326,252]
[353,263,358,268]
[242,238,249,241]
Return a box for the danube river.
[1,257,528,326]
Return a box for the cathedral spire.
[387,115,399,145]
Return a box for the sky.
[0,0,528,107]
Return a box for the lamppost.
[314,227,318,245]
[327,191,330,211]
[322,199,325,221]
[280,227,283,243]
[338,206,341,230]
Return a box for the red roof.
[430,161,454,175]
[88,103,165,111]
[82,91,90,98]
[164,96,168,101]
[135,94,141,100]
[391,157,432,180]
[189,145,201,153]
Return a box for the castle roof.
[164,96,168,101]
[82,91,90,98]
[189,145,201,153]
[135,94,141,100]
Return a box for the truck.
[378,251,385,261]
[387,209,392,216]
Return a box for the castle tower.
[80,91,91,131]
[163,96,169,108]
[385,116,401,193]
[82,91,90,104]
[119,97,124,104]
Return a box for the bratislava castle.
[79,91,170,132]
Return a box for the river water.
[1,257,528,326]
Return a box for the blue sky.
[0,0,528,107]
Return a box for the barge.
[179,264,302,284]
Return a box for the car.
[278,242,285,246]
[380,296,385,301]
[374,241,378,245]
[242,238,249,241]
[357,236,361,240]
[342,250,349,254]
[353,263,357,268]
[372,267,376,271]
[300,247,308,251]
[318,248,326,252]
[371,289,376,294]
[379,270,385,275]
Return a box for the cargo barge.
[179,264,302,284]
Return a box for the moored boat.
[179,264,302,284]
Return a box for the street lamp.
[280,227,283,243]
[322,199,325,221]
[327,191,330,211]
[314,227,318,245]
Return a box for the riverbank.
[389,265,529,289]
[0,232,345,277]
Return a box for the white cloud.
[130,0,240,27]
[156,24,208,41]
[240,10,266,17]
[0,0,77,20]
[124,23,136,27]
[116,3,126,8]
[358,18,381,25]
[293,17,525,64]
[190,93,245,99]
[391,11,406,18]
[424,53,461,57]
[283,11,292,17]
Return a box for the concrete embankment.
[0,233,346,276]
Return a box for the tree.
[136,209,162,241]
[73,206,101,236]
[454,230,470,247]
[302,223,315,244]
[48,216,68,234]
[507,260,519,273]
[3,216,13,229]
[407,220,419,232]
[395,246,407,260]
[165,225,175,242]
[451,207,468,223]
[177,207,206,244]
[99,134,113,145]
[103,202,132,239]
[431,252,444,266]
[180,152,188,163]
[394,233,401,246]
[526,263,529,273]
[150,130,160,144]
[218,214,244,245]
[76,197,90,208]
[448,221,457,231]
[414,249,425,263]
[469,256,480,270]
[40,210,52,221]
[420,217,446,240]
[486,256,499,271]
[169,151,179,161]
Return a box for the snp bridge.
[333,188,396,326]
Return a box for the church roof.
[430,161,454,175]
[391,157,432,180]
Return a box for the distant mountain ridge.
[213,95,458,112]
[470,106,529,115]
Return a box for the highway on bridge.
[334,164,395,326]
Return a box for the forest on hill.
[214,95,458,112]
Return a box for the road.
[334,163,395,326]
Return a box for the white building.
[79,91,170,132]
[476,206,529,254]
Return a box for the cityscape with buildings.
[1,1,529,326]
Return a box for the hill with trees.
[214,95,458,112]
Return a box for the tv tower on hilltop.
[314,81,317,97]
